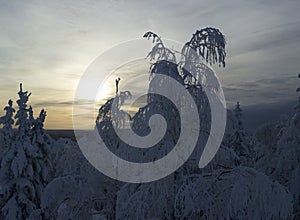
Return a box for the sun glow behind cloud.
[73,59,151,130]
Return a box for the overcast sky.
[0,0,299,129]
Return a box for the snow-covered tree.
[296,73,300,111]
[96,78,132,130]
[0,100,15,148]
[288,165,300,219]
[290,72,300,134]
[14,83,32,139]
[94,27,226,217]
[116,176,175,219]
[251,74,300,218]
[41,175,92,220]
[0,84,51,219]
[49,135,121,219]
[113,28,227,219]
[92,30,300,219]
[143,31,176,63]
[175,166,293,219]
[31,109,53,181]
[227,102,256,166]
[230,102,246,154]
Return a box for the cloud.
[242,99,296,131]
[223,72,299,106]
[1,0,300,128]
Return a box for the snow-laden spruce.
[0,100,15,148]
[0,84,52,219]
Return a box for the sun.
[96,81,114,103]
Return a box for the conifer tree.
[0,100,15,147]
[0,84,50,219]
[229,102,253,164]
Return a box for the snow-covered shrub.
[175,166,293,219]
[50,135,121,219]
[116,176,175,219]
[202,145,240,173]
[50,138,84,177]
[41,175,92,219]
[255,109,300,186]
[254,122,285,155]
[174,174,216,219]
[288,165,300,219]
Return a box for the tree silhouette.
[182,27,226,67]
[96,28,227,164]
[104,28,227,218]
[0,100,15,147]
[96,78,132,130]
[143,32,176,62]
[295,73,300,112]
[0,84,51,219]
[229,102,251,160]
[232,102,244,142]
